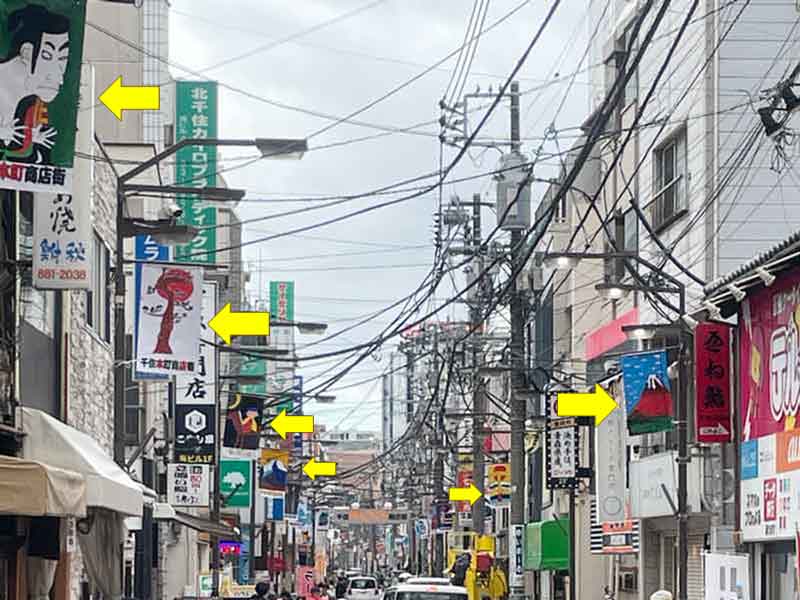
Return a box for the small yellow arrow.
[448,483,482,506]
[303,458,337,480]
[269,409,314,440]
[99,76,160,120]
[208,303,270,345]
[557,383,619,426]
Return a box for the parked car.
[405,579,451,586]
[381,584,469,600]
[346,577,381,600]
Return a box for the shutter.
[664,536,675,592]
[687,535,705,600]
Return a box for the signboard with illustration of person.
[0,0,87,193]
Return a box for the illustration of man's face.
[20,31,70,102]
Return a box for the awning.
[525,519,570,571]
[0,455,87,517]
[154,505,239,539]
[20,408,143,516]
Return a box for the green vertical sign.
[174,80,218,264]
[219,459,251,508]
[269,281,295,321]
[238,357,267,396]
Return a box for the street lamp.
[271,319,328,335]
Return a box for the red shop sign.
[695,321,733,443]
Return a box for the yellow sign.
[487,463,512,502]
[448,483,482,506]
[208,303,270,345]
[99,76,160,120]
[270,409,313,439]
[557,383,618,426]
[260,448,290,465]
[303,457,337,480]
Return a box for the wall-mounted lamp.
[726,283,746,302]
[756,266,776,287]
[702,300,722,320]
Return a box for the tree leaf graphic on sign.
[223,472,246,488]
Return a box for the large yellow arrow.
[269,409,313,440]
[557,384,618,426]
[448,483,482,506]
[99,76,160,120]
[303,458,337,480]
[208,303,270,345]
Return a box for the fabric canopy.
[152,503,239,538]
[20,408,143,516]
[525,519,570,571]
[0,455,87,517]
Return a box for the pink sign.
[296,566,314,596]
[740,265,800,441]
[584,308,639,360]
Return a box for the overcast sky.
[169,0,594,432]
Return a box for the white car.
[382,584,469,600]
[405,579,451,586]
[347,577,381,600]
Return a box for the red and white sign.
[695,322,733,443]
[296,566,314,596]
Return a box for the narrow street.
[0,1,799,599]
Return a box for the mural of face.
[22,31,70,103]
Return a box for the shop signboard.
[546,394,581,489]
[259,449,289,492]
[174,404,215,464]
[270,281,294,321]
[0,0,88,194]
[219,459,251,508]
[620,350,674,435]
[486,463,512,506]
[135,263,203,376]
[508,524,524,588]
[695,322,733,443]
[455,468,474,513]
[739,265,800,540]
[134,235,169,380]
[223,393,262,451]
[176,282,217,405]
[167,464,210,507]
[703,553,749,600]
[630,451,702,519]
[594,375,627,523]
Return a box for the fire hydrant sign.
[135,263,202,375]
[168,464,210,507]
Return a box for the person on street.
[252,582,270,600]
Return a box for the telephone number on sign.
[37,268,88,281]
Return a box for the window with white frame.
[85,233,110,342]
[652,128,688,229]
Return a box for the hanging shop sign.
[134,235,169,381]
[508,524,525,588]
[486,463,512,506]
[695,321,733,443]
[455,468,474,513]
[595,375,627,523]
[173,80,218,264]
[135,263,203,376]
[630,451,702,519]
[223,393,262,451]
[0,0,88,194]
[219,459,252,509]
[270,280,294,321]
[176,281,217,405]
[589,498,639,555]
[167,463,210,507]
[738,265,800,541]
[259,449,289,492]
[174,404,216,464]
[621,350,674,435]
[264,494,285,521]
[546,395,584,489]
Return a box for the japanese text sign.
[270,281,294,321]
[175,282,217,405]
[174,81,217,264]
[695,321,733,443]
[0,0,87,194]
[174,404,216,464]
[168,464,210,507]
[33,193,90,287]
[595,376,628,523]
[135,263,202,375]
[546,396,581,489]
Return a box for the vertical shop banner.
[33,193,90,287]
[695,322,733,443]
[174,404,216,464]
[703,553,749,600]
[621,350,674,435]
[595,376,628,523]
[259,449,289,492]
[219,459,251,508]
[0,0,87,193]
[174,81,217,264]
[270,281,294,321]
[223,393,262,451]
[546,395,580,489]
[508,524,525,588]
[486,463,512,506]
[295,566,314,596]
[264,493,285,521]
[135,263,203,375]
[167,464,210,507]
[176,282,217,405]
[134,235,169,380]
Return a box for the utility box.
[495,152,532,230]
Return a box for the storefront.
[525,518,569,600]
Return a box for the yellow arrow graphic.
[208,303,270,345]
[448,483,482,506]
[99,76,160,120]
[269,409,314,440]
[303,458,337,480]
[557,383,618,426]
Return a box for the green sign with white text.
[269,281,294,322]
[174,80,218,264]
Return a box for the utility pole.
[431,326,445,576]
[507,81,528,600]
[211,371,224,596]
[470,193,486,535]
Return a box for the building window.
[18,193,55,337]
[652,128,688,230]
[124,334,143,445]
[85,233,111,342]
[619,23,638,107]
